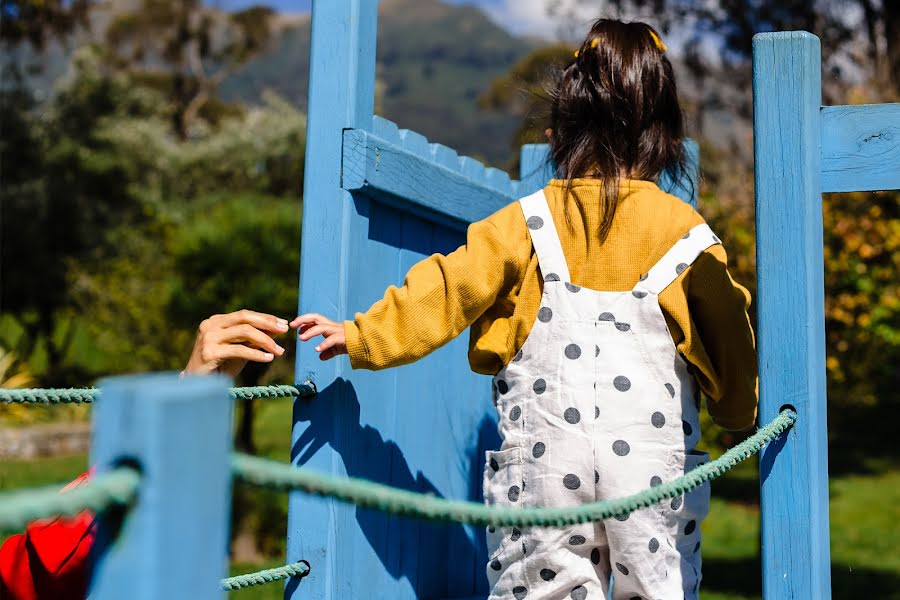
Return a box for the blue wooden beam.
[752,31,831,600]
[821,103,900,193]
[289,1,379,598]
[89,373,233,600]
[342,126,517,229]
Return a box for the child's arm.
[682,244,759,431]
[293,215,521,369]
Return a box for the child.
[293,19,758,600]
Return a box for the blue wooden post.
[89,372,233,600]
[288,0,378,598]
[752,32,831,599]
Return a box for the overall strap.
[633,223,721,295]
[519,189,571,283]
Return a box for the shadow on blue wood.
[291,378,500,598]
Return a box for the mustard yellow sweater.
[344,179,759,431]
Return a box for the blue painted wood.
[520,142,700,206]
[821,103,900,193]
[89,373,232,600]
[752,31,831,600]
[288,0,378,598]
[342,128,516,229]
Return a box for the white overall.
[484,190,719,600]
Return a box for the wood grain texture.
[342,128,517,229]
[752,30,832,600]
[821,103,900,192]
[288,1,378,598]
[89,373,233,600]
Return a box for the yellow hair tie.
[649,30,667,52]
[574,38,600,58]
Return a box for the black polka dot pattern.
[564,344,581,359]
[614,513,629,522]
[532,442,545,458]
[665,383,675,397]
[676,263,688,275]
[565,282,581,293]
[563,474,581,490]
[612,440,630,456]
[613,376,631,391]
[513,350,523,362]
[616,562,630,575]
[571,586,587,600]
[569,535,586,545]
[544,273,560,282]
[685,520,697,535]
[594,470,599,484]
[595,345,600,357]
[632,290,648,299]
[490,559,501,571]
[540,568,556,581]
[682,420,693,436]
[564,407,580,424]
[513,585,528,599]
[511,527,521,541]
[671,496,683,510]
[508,485,520,502]
[538,307,552,322]
[649,537,659,553]
[615,322,631,332]
[694,541,701,553]
[683,231,691,239]
[533,379,546,394]
[639,273,648,281]
[599,312,615,321]
[591,548,601,564]
[490,458,499,472]
[526,216,543,230]
[650,475,662,487]
[497,380,509,394]
[651,412,665,428]
[594,405,600,419]
[509,406,521,421]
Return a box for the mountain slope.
[219,0,539,165]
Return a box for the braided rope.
[0,467,141,530]
[221,560,311,590]
[233,409,796,527]
[0,383,316,405]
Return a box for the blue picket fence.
[9,3,900,599]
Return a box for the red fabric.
[0,472,95,600]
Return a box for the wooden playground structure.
[2,1,899,599]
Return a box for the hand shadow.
[291,377,500,598]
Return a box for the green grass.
[3,400,898,599]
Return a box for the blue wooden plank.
[288,0,378,598]
[659,138,700,207]
[430,142,460,171]
[372,114,402,143]
[519,143,554,194]
[341,128,516,229]
[90,373,232,600]
[821,103,900,192]
[752,31,831,600]
[399,128,430,156]
[484,167,513,196]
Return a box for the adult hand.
[184,310,290,378]
[291,314,347,361]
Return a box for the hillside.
[219,0,539,165]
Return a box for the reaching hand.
[292,313,347,361]
[184,310,290,378]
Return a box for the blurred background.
[0,0,897,598]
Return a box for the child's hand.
[291,313,347,361]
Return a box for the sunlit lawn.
[3,397,898,599]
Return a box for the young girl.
[293,18,758,600]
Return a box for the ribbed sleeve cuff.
[343,320,369,370]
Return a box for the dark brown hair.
[548,19,687,240]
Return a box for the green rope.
[0,383,316,405]
[0,467,141,530]
[233,409,796,527]
[221,560,311,591]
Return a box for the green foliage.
[0,0,91,50]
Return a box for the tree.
[0,0,91,49]
[105,0,276,138]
